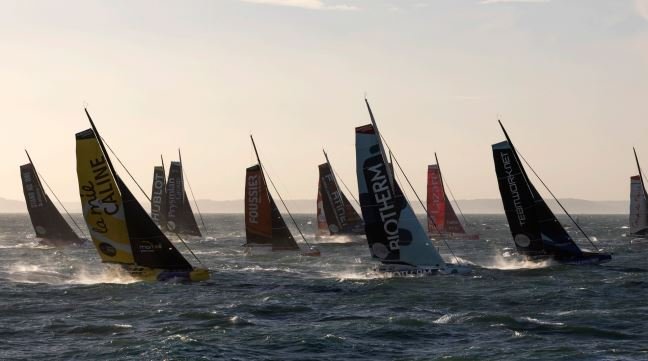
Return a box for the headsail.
[166,161,202,237]
[316,158,363,236]
[492,140,583,258]
[426,164,465,235]
[355,123,445,267]
[20,158,82,245]
[76,119,193,270]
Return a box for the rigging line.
[182,169,209,234]
[38,172,89,239]
[330,166,362,209]
[378,134,461,265]
[262,163,313,248]
[434,153,471,231]
[633,147,648,200]
[99,137,204,265]
[515,150,601,252]
[179,150,209,234]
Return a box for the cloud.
[637,0,648,21]
[239,0,358,11]
[480,0,550,4]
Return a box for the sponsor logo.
[501,152,526,226]
[247,174,260,224]
[138,241,162,253]
[151,170,165,222]
[99,242,117,257]
[514,234,531,248]
[365,159,400,252]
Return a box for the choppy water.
[0,213,646,360]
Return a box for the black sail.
[117,176,193,270]
[317,162,363,235]
[492,141,583,259]
[20,163,81,245]
[151,165,167,229]
[166,161,201,237]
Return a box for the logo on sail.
[365,159,400,252]
[247,174,260,224]
[501,152,526,226]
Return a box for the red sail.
[427,165,465,235]
[427,165,446,234]
[245,165,273,243]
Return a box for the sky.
[1,0,647,205]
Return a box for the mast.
[365,98,394,189]
[84,108,120,187]
[633,147,647,200]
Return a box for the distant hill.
[0,197,630,214]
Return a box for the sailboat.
[76,109,209,282]
[628,148,648,238]
[316,150,364,237]
[20,151,84,246]
[426,153,479,240]
[150,152,203,237]
[492,121,611,264]
[355,99,470,276]
[244,135,321,256]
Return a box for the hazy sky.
[1,0,647,205]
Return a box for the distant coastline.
[0,197,630,214]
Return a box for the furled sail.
[166,161,201,237]
[76,127,193,270]
[355,123,445,267]
[492,140,583,259]
[426,164,465,235]
[316,161,363,236]
[20,161,82,245]
[244,164,299,250]
[151,164,167,228]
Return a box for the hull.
[122,265,209,282]
[374,263,471,276]
[524,252,612,265]
[39,238,86,247]
[430,233,480,241]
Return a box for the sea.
[0,213,646,361]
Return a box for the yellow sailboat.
[75,109,209,282]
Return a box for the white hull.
[375,263,471,276]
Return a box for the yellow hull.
[122,265,210,282]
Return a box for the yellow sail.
[76,129,134,264]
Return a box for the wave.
[479,253,553,270]
[4,262,137,285]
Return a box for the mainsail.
[76,111,198,273]
[151,160,167,228]
[244,164,299,251]
[426,164,465,236]
[316,154,363,236]
[20,155,82,246]
[629,148,648,236]
[355,120,445,268]
[166,160,202,237]
[492,123,610,264]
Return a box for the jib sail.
[492,140,582,258]
[20,160,81,245]
[244,164,299,250]
[356,122,445,267]
[316,160,363,236]
[426,164,465,235]
[166,161,201,237]
[76,113,193,270]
